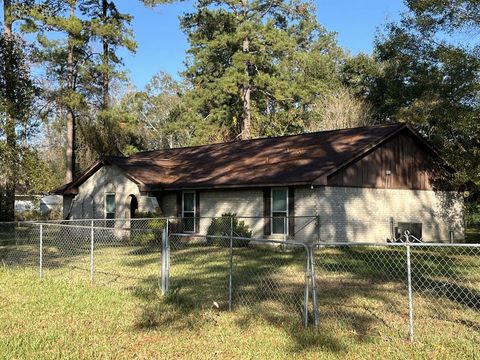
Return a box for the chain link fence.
[1,217,478,342]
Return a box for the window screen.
[183,191,195,232]
[271,188,288,234]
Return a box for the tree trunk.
[240,0,251,140]
[3,0,16,221]
[65,3,76,183]
[102,0,110,110]
[3,0,12,37]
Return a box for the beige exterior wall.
[64,165,158,220]
[314,187,464,243]
[64,165,464,243]
[159,186,464,243]
[198,189,264,238]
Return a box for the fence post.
[405,231,414,342]
[316,215,321,243]
[39,224,43,279]
[304,247,310,328]
[161,223,167,295]
[90,220,94,285]
[310,245,319,326]
[228,216,233,311]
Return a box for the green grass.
[1,239,479,359]
[0,267,478,359]
[466,227,480,243]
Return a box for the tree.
[31,0,136,181]
[370,3,480,185]
[80,0,137,156]
[30,0,93,182]
[406,0,480,35]
[0,33,36,221]
[307,87,373,132]
[178,0,342,141]
[118,72,189,151]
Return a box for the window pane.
[272,212,287,234]
[272,189,287,212]
[106,194,116,213]
[183,192,195,212]
[183,211,195,231]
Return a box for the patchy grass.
[1,228,479,359]
[0,268,477,359]
[1,248,479,359]
[466,227,480,244]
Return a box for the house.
[54,123,464,243]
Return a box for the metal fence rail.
[0,217,478,341]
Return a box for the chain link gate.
[164,217,318,327]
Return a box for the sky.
[116,0,407,89]
[0,0,408,89]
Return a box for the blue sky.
[116,0,407,88]
[1,0,407,89]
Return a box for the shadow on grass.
[315,246,480,312]
[3,224,478,353]
[128,240,479,355]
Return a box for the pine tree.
[0,0,37,221]
[80,0,137,156]
[30,0,136,180]
[178,0,342,141]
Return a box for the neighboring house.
[15,194,63,216]
[54,123,464,243]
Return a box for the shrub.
[206,213,252,247]
[131,212,166,245]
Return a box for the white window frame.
[182,191,196,233]
[271,187,288,235]
[105,192,116,220]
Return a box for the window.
[105,193,116,224]
[182,191,195,232]
[271,188,288,235]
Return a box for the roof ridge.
[130,122,405,157]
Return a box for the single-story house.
[54,123,464,243]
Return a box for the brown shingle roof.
[115,123,411,189]
[57,123,419,194]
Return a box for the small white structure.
[15,194,63,216]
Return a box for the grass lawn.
[1,238,479,359]
[466,227,480,243]
[0,267,478,360]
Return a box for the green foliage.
[177,0,344,142]
[27,0,137,179]
[406,0,480,34]
[0,33,37,220]
[131,214,166,245]
[118,72,191,149]
[206,213,252,247]
[368,3,480,185]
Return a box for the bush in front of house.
[206,213,252,247]
[131,212,166,246]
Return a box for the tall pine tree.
[0,0,37,220]
[178,0,342,141]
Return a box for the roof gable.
[55,123,445,193]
